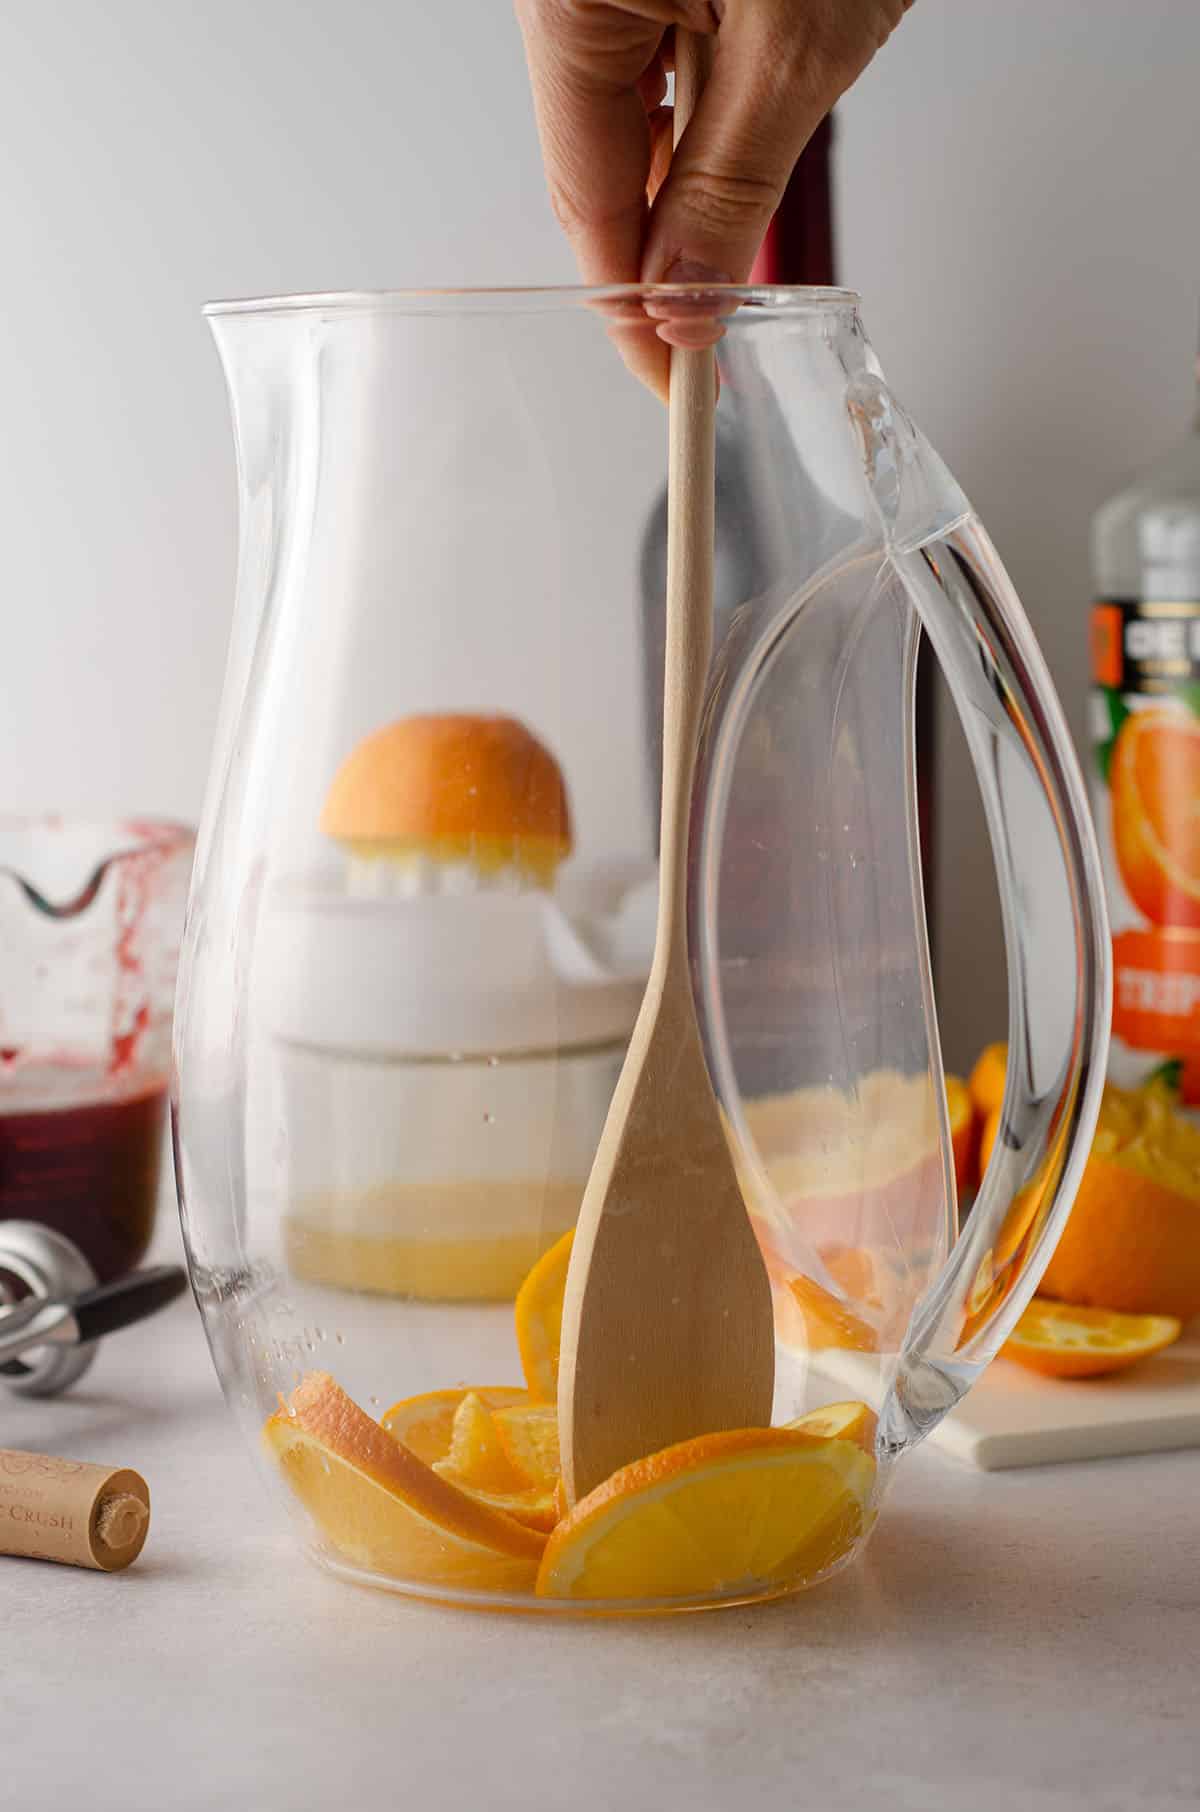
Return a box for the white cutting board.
[815,1329,1200,1470]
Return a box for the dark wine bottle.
[638,113,936,937]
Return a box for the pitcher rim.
[202,283,861,319]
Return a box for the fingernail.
[658,256,731,286]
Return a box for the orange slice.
[380,1385,527,1465]
[264,1372,544,1592]
[515,1228,573,1401]
[786,1274,878,1352]
[787,1400,877,1454]
[492,1403,561,1491]
[1002,1299,1181,1379]
[536,1426,875,1603]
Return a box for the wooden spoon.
[558,31,776,1506]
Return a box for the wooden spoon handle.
[657,28,717,967]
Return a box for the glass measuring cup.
[0,817,194,1280]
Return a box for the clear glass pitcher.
[174,286,1110,1612]
[1,816,194,1279]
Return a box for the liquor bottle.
[1090,327,1200,1101]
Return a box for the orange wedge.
[515,1228,573,1401]
[430,1392,560,1533]
[264,1372,545,1592]
[380,1385,528,1465]
[1002,1299,1182,1380]
[787,1400,877,1455]
[438,1392,528,1491]
[786,1274,878,1352]
[492,1403,561,1491]
[537,1426,875,1602]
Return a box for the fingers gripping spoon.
[558,33,776,1506]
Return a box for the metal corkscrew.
[0,1221,187,1397]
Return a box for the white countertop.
[5,1221,1198,1812]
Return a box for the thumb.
[640,21,829,285]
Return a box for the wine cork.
[0,1449,150,1572]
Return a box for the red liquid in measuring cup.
[0,1064,166,1281]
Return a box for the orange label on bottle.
[1090,603,1123,688]
[1092,599,1200,1075]
[1112,927,1200,1055]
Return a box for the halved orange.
[1002,1299,1181,1379]
[380,1385,527,1465]
[515,1228,573,1401]
[1040,1082,1200,1319]
[1110,708,1200,927]
[537,1425,875,1602]
[264,1372,545,1592]
[787,1400,877,1455]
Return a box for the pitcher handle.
[849,376,1113,1449]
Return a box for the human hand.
[515,1,913,390]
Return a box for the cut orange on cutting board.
[380,1385,528,1465]
[1110,708,1200,928]
[1002,1298,1181,1379]
[945,1073,977,1194]
[1039,1082,1200,1319]
[264,1372,545,1592]
[787,1400,877,1454]
[515,1228,573,1401]
[968,1042,1008,1120]
[537,1425,875,1602]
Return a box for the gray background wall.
[2,0,1197,1068]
